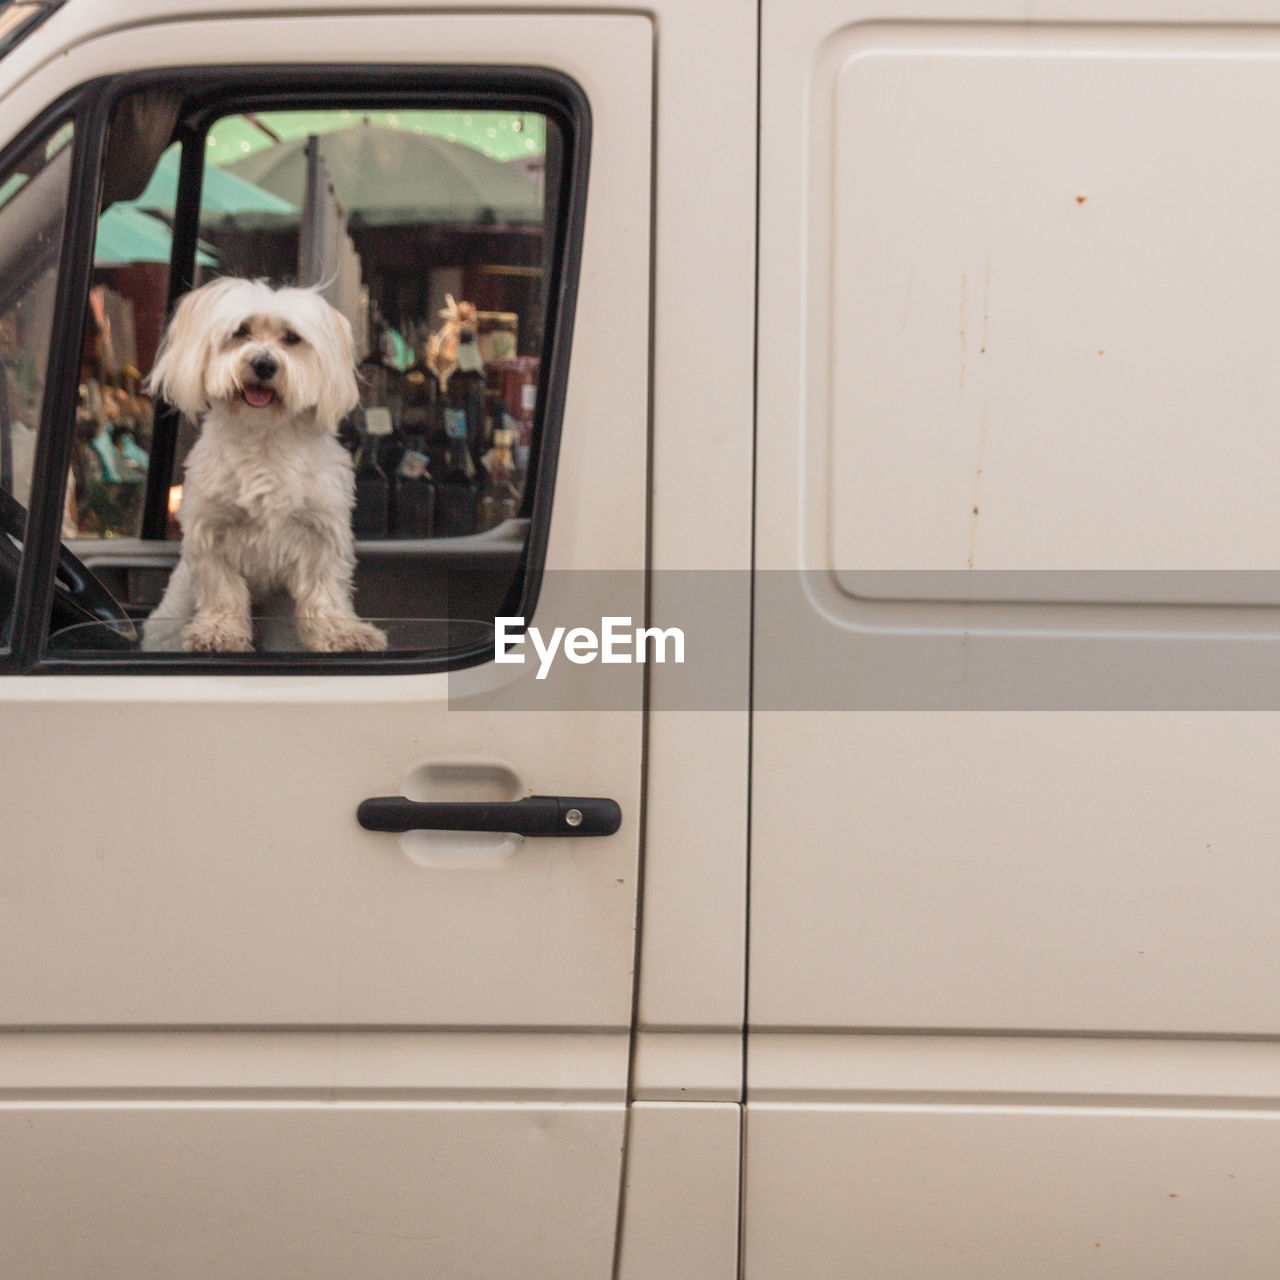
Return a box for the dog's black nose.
[250,354,278,381]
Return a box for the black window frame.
[1,82,103,673]
[2,63,590,677]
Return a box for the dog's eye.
[232,323,251,340]
[283,330,302,346]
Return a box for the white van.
[4,0,1280,1275]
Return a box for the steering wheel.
[0,486,138,650]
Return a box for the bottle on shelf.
[478,427,522,532]
[443,324,488,475]
[393,448,435,539]
[424,296,486,537]
[352,406,392,539]
[432,442,479,538]
[400,343,437,438]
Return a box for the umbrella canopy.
[205,109,547,167]
[94,204,217,267]
[225,123,543,227]
[130,145,297,226]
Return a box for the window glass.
[0,3,54,63]
[48,91,567,664]
[0,116,74,651]
[193,106,546,544]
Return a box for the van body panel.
[2,1103,625,1279]
[0,7,654,1276]
[746,1102,1280,1279]
[632,0,756,1101]
[749,1,1280,1274]
[5,0,1279,1271]
[615,1102,742,1279]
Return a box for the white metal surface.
[0,0,757,1087]
[0,7,653,1276]
[615,1102,742,1279]
[749,710,1280,1033]
[17,0,1280,1270]
[746,1036,1280,1276]
[746,1102,1280,1279]
[750,1,1280,1274]
[636,0,755,1090]
[4,1104,624,1278]
[627,0,755,1104]
[823,25,1280,583]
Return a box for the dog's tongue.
[243,385,275,408]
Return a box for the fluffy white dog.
[142,277,386,654]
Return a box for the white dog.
[142,277,387,654]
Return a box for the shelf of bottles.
[346,310,536,542]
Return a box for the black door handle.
[357,794,622,837]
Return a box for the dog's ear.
[309,303,360,427]
[145,279,237,420]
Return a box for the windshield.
[0,3,59,63]
[0,112,74,648]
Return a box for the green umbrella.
[205,109,547,166]
[130,145,297,226]
[226,123,542,226]
[94,204,217,267]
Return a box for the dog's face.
[146,277,359,431]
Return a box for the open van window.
[0,69,588,672]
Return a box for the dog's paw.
[299,616,388,653]
[182,614,254,653]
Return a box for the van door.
[0,11,651,1278]
[751,2,1280,1275]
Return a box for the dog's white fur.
[142,277,386,654]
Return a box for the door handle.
[357,794,622,837]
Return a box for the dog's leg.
[182,554,254,653]
[292,576,387,653]
[283,516,387,653]
[141,559,195,651]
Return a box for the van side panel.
[751,5,1280,1275]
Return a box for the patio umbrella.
[129,145,298,227]
[225,122,542,226]
[94,204,217,267]
[204,110,547,166]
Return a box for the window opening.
[33,76,581,669]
